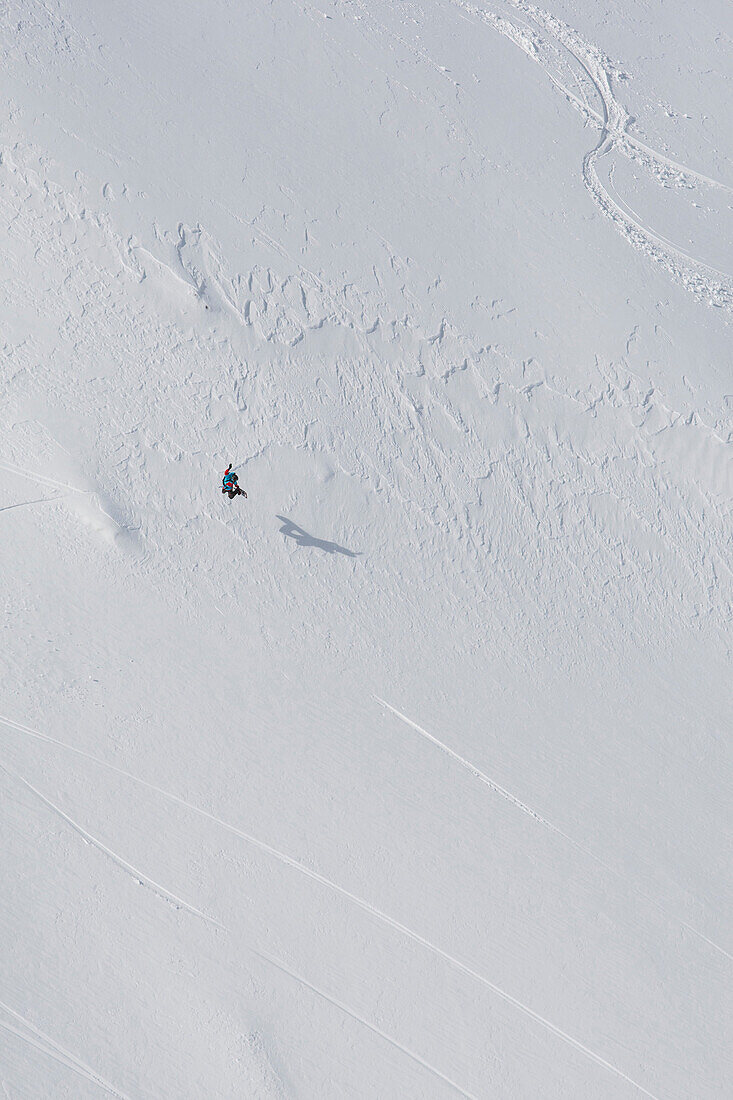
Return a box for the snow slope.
[1,1,731,1097]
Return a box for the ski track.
[449,0,733,307]
[2,7,729,1098]
[606,164,733,283]
[0,1000,130,1099]
[374,694,733,965]
[249,947,476,1100]
[1,744,472,1095]
[0,713,665,1099]
[0,495,64,513]
[0,460,86,495]
[0,762,224,930]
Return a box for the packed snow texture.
[1,1,731,1097]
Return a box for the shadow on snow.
[276,515,360,558]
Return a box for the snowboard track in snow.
[1,712,667,1099]
[374,695,733,965]
[450,0,733,308]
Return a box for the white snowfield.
[1,0,731,1096]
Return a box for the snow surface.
[1,1,731,1097]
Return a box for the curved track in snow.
[451,0,733,307]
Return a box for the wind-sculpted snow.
[1,1,732,1097]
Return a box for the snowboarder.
[221,465,246,499]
